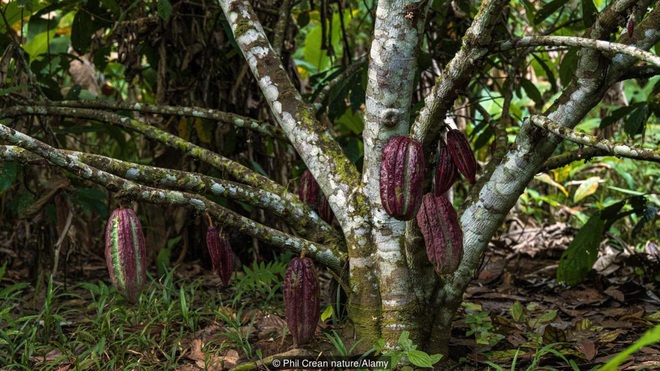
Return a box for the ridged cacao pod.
[416,193,464,275]
[446,129,477,184]
[317,195,334,224]
[206,227,233,286]
[379,136,425,220]
[434,141,458,196]
[298,170,319,208]
[299,169,334,224]
[284,256,320,346]
[105,208,147,303]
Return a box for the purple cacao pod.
[105,208,147,303]
[317,195,334,224]
[284,256,320,346]
[299,169,334,224]
[206,227,233,286]
[379,136,425,220]
[446,129,477,184]
[298,170,320,208]
[434,141,458,196]
[416,193,464,275]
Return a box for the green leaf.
[600,103,640,129]
[335,108,364,135]
[194,118,214,144]
[573,176,600,203]
[0,161,18,194]
[72,188,108,218]
[71,9,94,53]
[406,349,436,368]
[624,104,648,136]
[599,324,660,371]
[520,78,543,108]
[100,0,121,16]
[559,47,578,87]
[156,247,171,277]
[534,0,570,25]
[535,173,568,196]
[557,214,606,285]
[520,0,536,25]
[511,301,524,322]
[397,331,413,350]
[321,305,334,322]
[582,0,598,27]
[157,0,173,21]
[297,11,310,28]
[531,53,557,93]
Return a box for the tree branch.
[530,115,660,162]
[45,100,289,141]
[0,144,339,242]
[0,126,345,270]
[495,36,660,68]
[542,147,609,171]
[431,0,660,345]
[411,0,510,148]
[0,105,291,200]
[219,0,362,231]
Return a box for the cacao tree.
[1,0,659,355]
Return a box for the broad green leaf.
[511,301,524,322]
[157,0,173,21]
[521,0,536,25]
[406,349,436,368]
[297,11,310,28]
[250,161,268,176]
[22,30,50,60]
[573,177,601,203]
[624,104,648,136]
[534,0,570,25]
[531,53,557,93]
[72,188,108,218]
[71,9,94,53]
[599,324,660,371]
[520,78,543,108]
[582,0,598,27]
[0,162,18,194]
[537,309,558,323]
[335,108,364,135]
[321,305,334,322]
[177,117,191,141]
[600,103,640,129]
[194,118,214,144]
[557,214,605,285]
[535,173,568,196]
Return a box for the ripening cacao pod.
[284,256,320,346]
[434,141,458,196]
[416,193,464,275]
[105,208,147,303]
[206,227,233,286]
[446,129,477,184]
[317,195,334,224]
[379,136,425,220]
[299,169,334,224]
[298,170,320,208]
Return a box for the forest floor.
[1,221,659,370]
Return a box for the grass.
[0,264,248,370]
